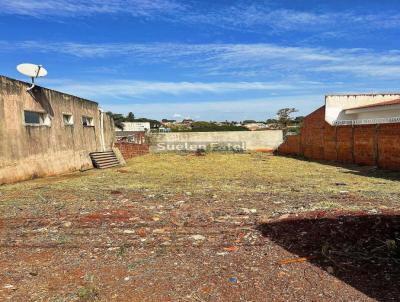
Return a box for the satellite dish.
[16,63,48,91]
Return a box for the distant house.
[0,75,115,184]
[158,127,171,133]
[325,94,400,125]
[244,123,268,131]
[115,131,146,144]
[115,122,151,143]
[182,119,194,125]
[117,122,151,132]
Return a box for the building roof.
[1,75,99,105]
[347,99,400,110]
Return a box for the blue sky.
[1,0,400,121]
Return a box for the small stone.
[123,230,135,234]
[185,192,192,196]
[190,234,206,241]
[242,208,257,214]
[153,228,165,234]
[327,266,334,274]
[137,228,147,238]
[124,276,130,281]
[63,221,72,228]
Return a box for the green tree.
[126,112,135,122]
[188,121,248,132]
[294,116,304,124]
[242,120,257,124]
[107,112,125,130]
[266,118,278,124]
[276,108,298,132]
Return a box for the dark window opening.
[24,111,42,124]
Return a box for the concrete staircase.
[89,150,121,169]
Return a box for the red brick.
[277,135,301,155]
[115,142,149,160]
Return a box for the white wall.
[118,122,151,132]
[325,94,400,125]
[148,130,283,152]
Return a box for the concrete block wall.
[278,106,400,171]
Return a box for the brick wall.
[377,124,400,170]
[336,127,354,163]
[276,135,300,155]
[323,125,337,161]
[353,125,376,166]
[114,142,149,160]
[277,106,400,171]
[301,107,325,160]
[116,131,146,144]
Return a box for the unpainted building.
[0,75,115,184]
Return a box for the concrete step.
[89,151,121,169]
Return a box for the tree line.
[107,108,303,133]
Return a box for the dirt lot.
[0,153,399,301]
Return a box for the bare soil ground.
[0,153,399,301]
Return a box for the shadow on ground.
[258,211,400,301]
[278,155,400,181]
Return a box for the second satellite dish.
[16,63,48,91]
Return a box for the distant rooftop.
[326,93,400,97]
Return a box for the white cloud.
[0,0,184,18]
[192,7,400,32]
[6,41,400,79]
[45,79,304,99]
[182,6,331,32]
[1,0,399,34]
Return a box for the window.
[63,114,74,126]
[24,111,50,126]
[82,116,94,127]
